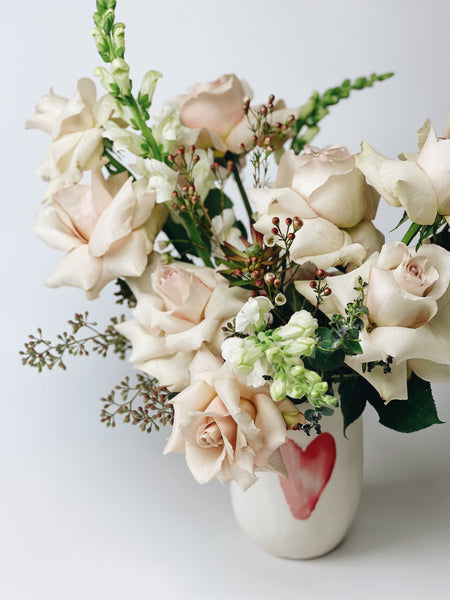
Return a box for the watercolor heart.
[278,433,337,520]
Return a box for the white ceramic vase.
[230,406,363,559]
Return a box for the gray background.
[2,0,450,598]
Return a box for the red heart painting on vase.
[278,433,337,520]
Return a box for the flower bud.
[111,58,131,95]
[112,22,126,55]
[270,373,286,402]
[139,70,162,105]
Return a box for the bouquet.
[22,0,450,493]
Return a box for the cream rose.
[249,145,384,269]
[164,349,287,490]
[115,254,249,391]
[276,146,380,228]
[356,117,450,225]
[32,163,167,300]
[26,78,123,198]
[295,241,450,401]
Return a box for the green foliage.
[291,72,394,154]
[313,327,346,370]
[367,373,443,433]
[338,373,367,435]
[100,373,174,433]
[20,313,130,371]
[203,188,233,219]
[114,278,136,308]
[92,0,163,161]
[401,215,446,250]
[310,277,367,371]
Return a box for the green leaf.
[313,327,346,370]
[316,405,334,416]
[313,346,345,370]
[366,374,443,433]
[203,188,233,219]
[338,375,367,435]
[340,338,362,355]
[284,283,316,316]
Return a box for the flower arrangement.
[22,0,450,493]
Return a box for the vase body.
[230,407,363,559]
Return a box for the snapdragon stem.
[128,97,162,161]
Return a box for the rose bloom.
[164,349,287,490]
[26,78,124,198]
[356,115,450,225]
[169,73,298,154]
[115,254,249,391]
[250,146,383,269]
[32,163,167,300]
[296,241,450,401]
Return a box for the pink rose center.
[393,256,439,297]
[151,265,214,324]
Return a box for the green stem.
[232,162,253,224]
[179,215,214,268]
[401,222,421,246]
[104,148,133,175]
[128,97,162,161]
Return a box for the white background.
[2,0,450,598]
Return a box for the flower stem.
[401,222,421,246]
[232,161,253,224]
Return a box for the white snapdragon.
[152,103,186,153]
[235,296,274,335]
[111,58,131,95]
[278,310,318,341]
[102,122,144,155]
[139,70,162,104]
[133,157,179,203]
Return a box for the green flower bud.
[265,346,281,364]
[270,373,286,403]
[290,364,305,377]
[139,70,162,107]
[112,22,126,53]
[111,58,131,95]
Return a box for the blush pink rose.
[250,145,383,270]
[171,74,250,141]
[164,350,287,490]
[295,241,450,402]
[32,163,166,299]
[116,254,249,391]
[169,73,298,154]
[276,147,380,228]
